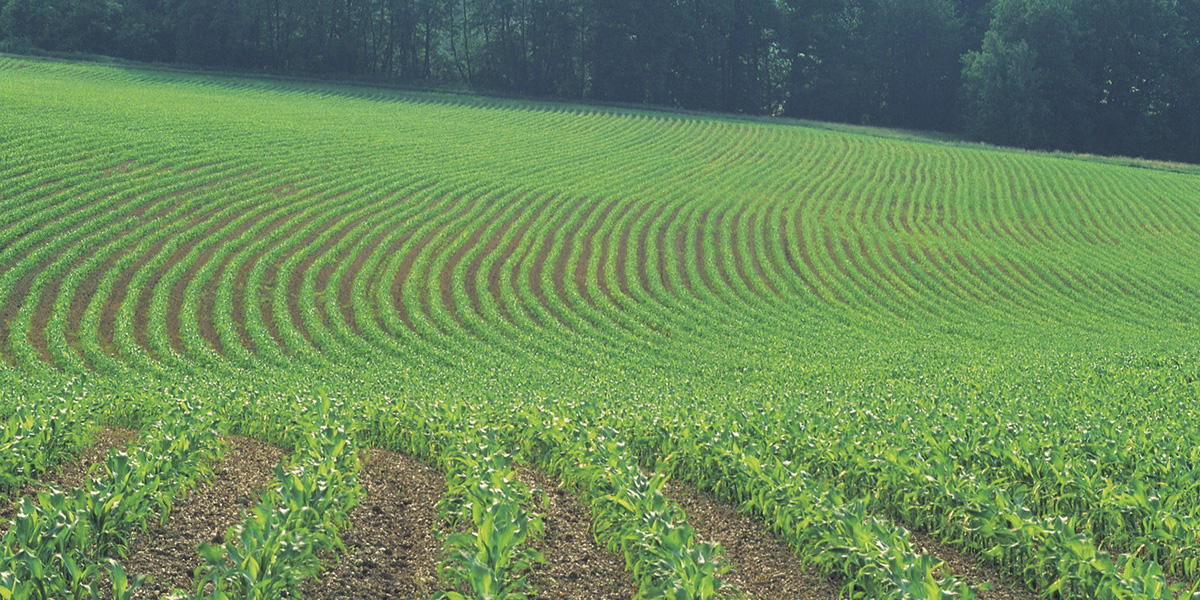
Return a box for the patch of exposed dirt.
[665,479,840,600]
[438,195,511,329]
[315,188,420,337]
[595,201,635,305]
[551,198,600,309]
[0,427,139,526]
[390,195,469,332]
[516,467,638,600]
[617,202,652,298]
[748,208,781,297]
[469,194,535,323]
[115,436,287,600]
[527,196,585,328]
[489,195,552,326]
[574,199,619,309]
[280,191,365,350]
[656,204,686,294]
[301,448,445,600]
[228,194,324,357]
[907,529,1036,600]
[355,195,441,335]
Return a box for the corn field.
[2,56,1200,600]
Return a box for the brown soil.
[489,195,553,326]
[470,195,537,324]
[101,160,138,178]
[921,246,986,303]
[117,435,287,600]
[131,203,232,359]
[515,467,638,600]
[907,529,1036,600]
[29,269,67,365]
[301,448,446,600]
[281,191,367,350]
[179,197,281,357]
[1,205,122,365]
[315,190,415,338]
[747,209,781,297]
[636,205,664,296]
[657,204,687,294]
[390,194,471,332]
[664,479,841,600]
[229,192,326,357]
[575,200,620,309]
[98,223,175,360]
[0,427,139,527]
[438,195,512,328]
[340,204,424,336]
[105,170,256,360]
[789,210,843,304]
[710,207,735,295]
[68,249,127,368]
[551,198,600,310]
[616,202,652,298]
[698,216,723,297]
[194,205,281,356]
[527,196,584,329]
[64,177,223,365]
[240,188,342,357]
[356,194,443,334]
[596,201,636,305]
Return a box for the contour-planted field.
[2,56,1200,600]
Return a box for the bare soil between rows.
[907,529,1037,600]
[301,447,446,599]
[666,478,1032,600]
[665,479,840,600]
[0,426,139,527]
[517,467,638,600]
[115,435,287,599]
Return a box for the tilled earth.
[116,435,287,599]
[907,529,1036,600]
[300,448,446,599]
[517,467,638,600]
[665,479,841,600]
[0,426,139,528]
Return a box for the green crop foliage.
[184,398,362,600]
[0,404,224,599]
[2,55,1200,599]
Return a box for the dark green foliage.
[961,0,1200,161]
[961,30,1043,146]
[1,0,1196,160]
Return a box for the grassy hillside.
[3,56,1200,599]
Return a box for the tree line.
[2,0,1198,163]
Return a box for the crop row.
[2,59,1200,598]
[0,404,223,599]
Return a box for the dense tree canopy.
[2,0,1198,162]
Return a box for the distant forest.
[3,0,1198,163]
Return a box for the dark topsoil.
[300,447,446,599]
[665,478,841,600]
[0,426,139,528]
[517,467,638,600]
[667,478,1033,600]
[906,529,1037,600]
[116,435,288,599]
[304,454,638,600]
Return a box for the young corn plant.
[0,403,224,600]
[434,427,545,600]
[0,490,97,600]
[520,417,733,600]
[182,399,362,600]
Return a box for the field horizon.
[2,56,1200,600]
